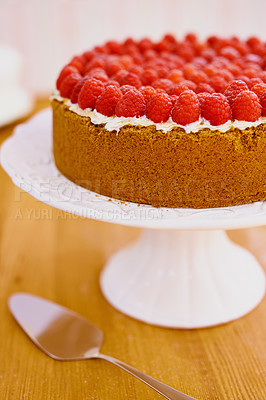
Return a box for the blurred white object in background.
[0,45,33,126]
[0,0,266,95]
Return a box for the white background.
[1,0,266,94]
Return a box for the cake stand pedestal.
[1,109,266,328]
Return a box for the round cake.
[52,34,266,208]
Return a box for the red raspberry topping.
[119,72,142,88]
[70,77,89,103]
[56,34,266,124]
[197,92,211,107]
[139,86,157,105]
[172,90,200,125]
[260,92,266,116]
[120,85,135,94]
[115,89,146,117]
[201,93,232,125]
[78,78,104,109]
[128,64,143,75]
[56,65,79,90]
[209,76,227,93]
[171,95,179,106]
[60,73,81,98]
[167,69,183,83]
[146,93,172,123]
[152,78,173,91]
[69,57,84,73]
[247,77,262,89]
[223,80,249,106]
[95,85,122,116]
[138,38,154,52]
[195,83,215,94]
[104,80,120,88]
[140,68,158,85]
[87,68,109,82]
[231,90,262,122]
[112,69,128,84]
[251,83,266,99]
[167,80,196,95]
[106,60,124,77]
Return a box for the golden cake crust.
[52,99,266,208]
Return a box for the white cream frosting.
[51,92,266,134]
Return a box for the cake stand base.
[100,229,265,328]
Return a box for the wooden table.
[0,99,265,400]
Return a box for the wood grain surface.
[0,99,265,400]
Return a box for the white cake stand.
[1,109,266,328]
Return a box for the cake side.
[52,99,266,208]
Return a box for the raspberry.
[154,65,169,78]
[105,40,123,55]
[88,68,109,82]
[227,63,241,77]
[167,80,196,95]
[232,90,261,121]
[209,76,227,92]
[164,33,177,44]
[246,36,261,49]
[85,57,106,72]
[152,78,173,91]
[167,69,183,83]
[197,92,211,107]
[115,89,146,117]
[70,77,89,103]
[217,69,234,81]
[223,80,249,106]
[60,73,81,98]
[154,39,172,53]
[259,71,266,83]
[106,60,124,77]
[56,65,78,90]
[112,69,128,84]
[95,85,122,116]
[156,88,165,94]
[119,72,142,88]
[119,55,133,69]
[128,64,143,75]
[220,46,240,61]
[146,93,172,123]
[140,68,158,85]
[195,83,215,94]
[172,90,200,125]
[243,67,259,79]
[138,38,153,52]
[143,49,157,61]
[190,70,208,85]
[260,92,266,116]
[69,57,84,73]
[247,78,263,89]
[183,64,196,80]
[236,75,250,86]
[204,65,218,78]
[83,50,94,62]
[139,86,157,105]
[104,80,120,88]
[171,95,179,106]
[120,85,135,94]
[185,32,198,43]
[201,93,232,125]
[78,78,104,109]
[251,83,266,99]
[202,48,216,62]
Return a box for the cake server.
[9,293,198,400]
